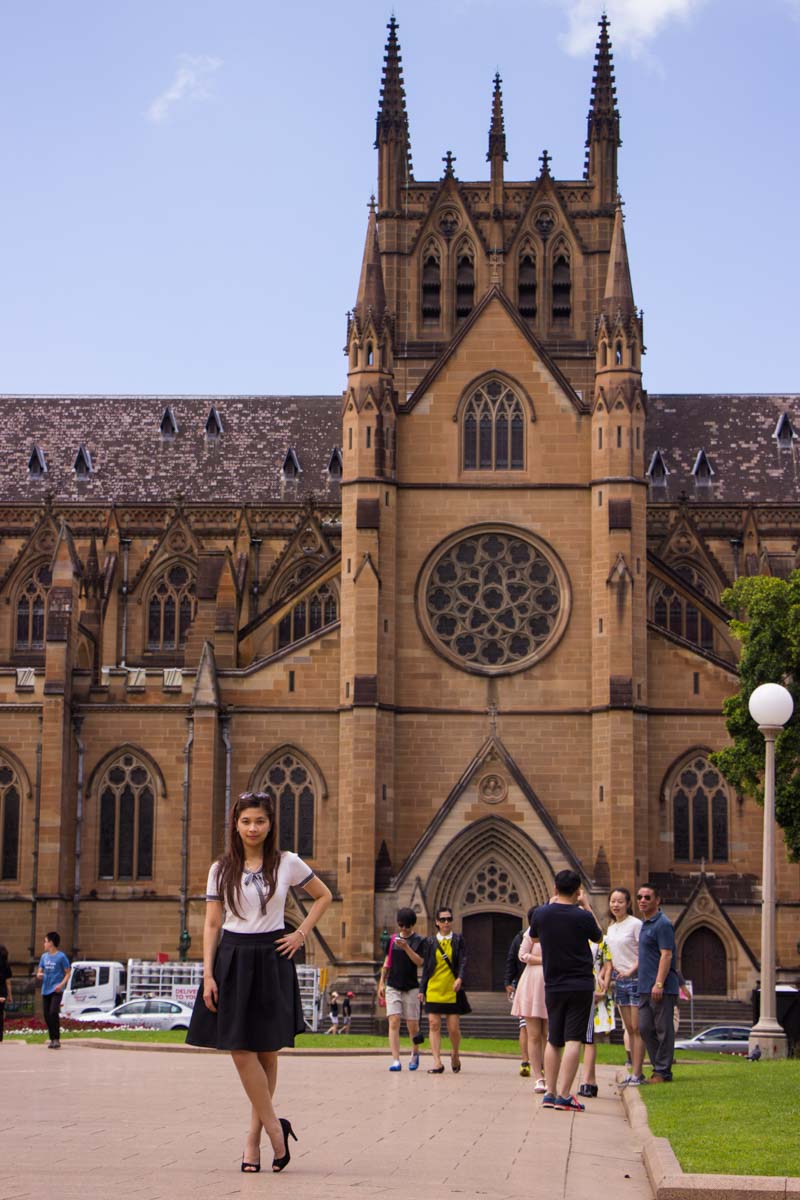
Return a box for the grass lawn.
[641,1055,800,1177]
[7,1028,627,1063]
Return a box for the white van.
[62,961,126,1015]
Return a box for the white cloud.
[147,54,223,123]
[554,0,707,57]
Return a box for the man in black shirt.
[530,869,602,1112]
[377,907,425,1070]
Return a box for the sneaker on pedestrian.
[408,1052,419,1071]
[577,1083,598,1098]
[389,1059,402,1071]
[50,1041,61,1050]
[627,1074,646,1087]
[519,1061,531,1078]
[649,1072,671,1084]
[554,1094,585,1112]
[541,1092,557,1108]
[534,1077,547,1093]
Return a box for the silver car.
[74,999,195,1030]
[674,1025,751,1054]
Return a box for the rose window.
[418,526,570,674]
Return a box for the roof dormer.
[28,444,47,478]
[205,406,224,440]
[73,444,93,479]
[282,448,302,480]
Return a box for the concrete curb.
[617,1071,799,1200]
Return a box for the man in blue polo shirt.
[636,884,679,1082]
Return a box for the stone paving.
[1,1042,652,1200]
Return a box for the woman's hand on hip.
[203,977,218,1013]
[276,929,305,958]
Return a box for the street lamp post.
[747,682,793,1059]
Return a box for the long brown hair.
[215,792,281,919]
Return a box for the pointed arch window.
[671,754,729,863]
[518,248,537,319]
[552,245,572,320]
[98,752,156,880]
[258,751,316,857]
[0,757,21,880]
[650,579,714,653]
[455,243,475,322]
[421,242,441,326]
[146,563,196,651]
[278,582,338,649]
[462,379,525,471]
[15,563,52,649]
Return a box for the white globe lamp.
[748,682,794,729]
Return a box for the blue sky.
[1,0,798,397]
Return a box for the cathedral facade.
[1,18,798,1001]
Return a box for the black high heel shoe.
[240,1153,261,1173]
[272,1118,298,1173]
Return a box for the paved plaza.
[2,1042,652,1200]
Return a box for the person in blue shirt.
[636,884,679,1082]
[36,932,71,1049]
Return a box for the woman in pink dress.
[511,906,548,1092]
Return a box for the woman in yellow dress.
[419,907,470,1073]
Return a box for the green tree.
[711,573,800,860]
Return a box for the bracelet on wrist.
[297,928,306,942]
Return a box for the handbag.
[436,939,472,1015]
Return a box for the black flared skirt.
[186,930,306,1052]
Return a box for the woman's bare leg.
[526,1017,546,1078]
[243,1051,279,1164]
[446,1014,461,1066]
[428,1013,443,1068]
[232,1051,284,1161]
[621,1004,645,1076]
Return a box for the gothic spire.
[602,199,635,319]
[375,17,413,209]
[584,14,620,203]
[487,72,507,163]
[354,198,386,323]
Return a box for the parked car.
[72,999,194,1031]
[674,1025,751,1054]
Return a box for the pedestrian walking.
[578,937,613,1098]
[419,906,470,1074]
[606,886,645,1085]
[186,791,332,1173]
[339,991,354,1034]
[378,907,425,1070]
[36,932,70,1049]
[0,945,12,1041]
[635,882,679,1083]
[530,870,602,1112]
[326,991,340,1034]
[504,923,530,1076]
[511,907,548,1091]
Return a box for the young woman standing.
[605,886,645,1085]
[511,906,548,1091]
[186,792,331,1172]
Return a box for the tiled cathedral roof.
[0,394,342,503]
[2,392,799,506]
[646,394,800,503]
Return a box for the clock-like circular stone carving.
[417,525,571,675]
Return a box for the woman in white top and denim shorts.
[605,886,645,1085]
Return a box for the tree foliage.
[710,573,800,861]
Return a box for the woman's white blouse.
[605,914,642,974]
[206,852,314,933]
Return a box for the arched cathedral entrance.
[424,816,554,990]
